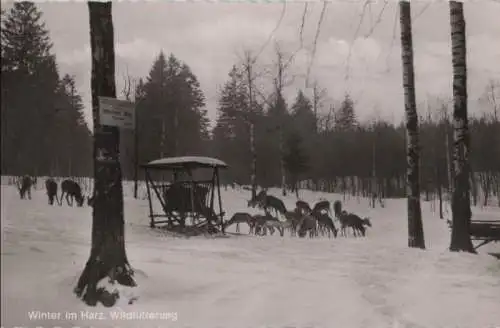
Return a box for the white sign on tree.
[99,96,135,130]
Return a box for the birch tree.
[448,1,475,253]
[399,0,425,249]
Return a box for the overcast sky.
[4,1,500,129]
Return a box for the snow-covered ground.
[2,180,500,328]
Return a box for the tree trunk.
[449,1,475,253]
[437,166,444,219]
[470,171,478,206]
[75,1,136,307]
[245,56,258,201]
[399,0,425,249]
[249,122,257,200]
[280,129,287,196]
[133,113,139,199]
[160,119,166,158]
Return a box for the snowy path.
[2,184,500,328]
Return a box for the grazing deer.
[339,211,372,237]
[261,216,290,237]
[295,200,312,215]
[45,178,59,205]
[312,200,331,216]
[17,175,35,200]
[252,214,283,236]
[225,212,253,233]
[313,212,338,238]
[60,179,85,207]
[284,210,302,236]
[297,214,318,238]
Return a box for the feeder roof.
[141,156,228,170]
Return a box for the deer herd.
[14,176,372,239]
[16,175,93,207]
[225,189,372,239]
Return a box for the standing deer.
[60,179,85,207]
[17,175,35,200]
[45,178,59,205]
[225,212,253,233]
[339,211,372,237]
[248,191,287,218]
[312,200,331,216]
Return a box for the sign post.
[98,96,136,130]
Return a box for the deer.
[60,179,85,207]
[248,191,287,219]
[295,200,312,215]
[312,199,331,216]
[339,211,372,237]
[17,175,35,200]
[45,178,59,205]
[312,212,338,238]
[297,214,318,238]
[225,212,253,233]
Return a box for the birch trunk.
[399,0,425,249]
[75,2,136,306]
[245,59,257,200]
[449,1,475,253]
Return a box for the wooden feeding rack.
[141,156,228,234]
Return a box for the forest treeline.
[1,2,499,205]
[1,3,92,177]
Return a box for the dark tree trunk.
[437,166,444,219]
[399,0,425,249]
[74,1,136,307]
[470,171,478,206]
[449,1,475,253]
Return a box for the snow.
[2,179,500,328]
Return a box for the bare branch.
[305,0,328,88]
[364,0,388,39]
[412,3,431,23]
[384,4,399,73]
[344,0,370,82]
[254,2,287,63]
[299,3,308,49]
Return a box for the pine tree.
[53,74,92,177]
[136,52,208,161]
[137,52,169,161]
[291,90,316,134]
[283,131,309,197]
[213,65,251,183]
[335,94,357,131]
[1,2,66,176]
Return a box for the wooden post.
[188,169,195,227]
[145,169,154,228]
[133,112,138,199]
[216,168,224,234]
